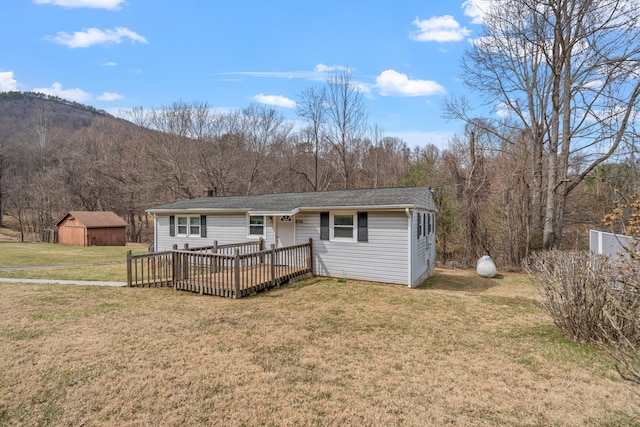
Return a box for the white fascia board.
[297,204,415,212]
[146,208,250,215]
[249,208,300,216]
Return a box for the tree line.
[1,0,639,269]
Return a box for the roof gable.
[148,187,436,214]
[56,211,128,228]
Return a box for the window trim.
[330,211,357,242]
[247,214,266,239]
[175,215,202,237]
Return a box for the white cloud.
[98,91,123,101]
[410,15,471,42]
[496,101,511,117]
[47,27,147,48]
[462,0,492,24]
[375,70,445,97]
[314,64,351,73]
[102,61,118,67]
[34,0,125,9]
[0,71,18,92]
[32,82,91,102]
[584,79,604,90]
[254,94,296,108]
[222,64,352,82]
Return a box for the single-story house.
[147,186,437,287]
[56,211,128,246]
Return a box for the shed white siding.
[294,211,409,285]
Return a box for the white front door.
[276,215,295,248]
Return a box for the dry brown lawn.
[0,269,637,426]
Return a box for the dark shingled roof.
[148,187,433,213]
[56,211,129,228]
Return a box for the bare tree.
[197,111,243,196]
[295,86,328,191]
[459,0,640,249]
[444,124,494,264]
[239,103,293,195]
[144,102,201,199]
[362,125,411,189]
[29,103,58,172]
[324,68,368,189]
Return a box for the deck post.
[182,250,189,284]
[271,244,276,287]
[308,238,313,273]
[234,248,240,298]
[172,249,179,289]
[126,250,132,286]
[212,240,218,273]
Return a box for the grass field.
[0,258,638,426]
[0,242,147,282]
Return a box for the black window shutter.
[357,212,368,242]
[417,213,422,239]
[169,215,175,237]
[320,212,329,240]
[200,215,207,237]
[424,213,427,236]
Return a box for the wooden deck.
[175,263,311,297]
[127,240,313,298]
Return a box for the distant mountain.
[0,91,115,136]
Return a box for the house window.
[320,212,367,242]
[329,212,357,242]
[189,217,201,235]
[333,214,354,238]
[170,215,206,237]
[177,216,188,235]
[248,215,265,237]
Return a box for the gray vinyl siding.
[295,211,409,285]
[153,203,436,286]
[415,189,437,211]
[155,214,275,251]
[411,210,435,287]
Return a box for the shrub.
[526,249,640,385]
[605,241,640,385]
[525,250,622,343]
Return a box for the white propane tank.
[476,255,496,278]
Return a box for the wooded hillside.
[0,89,633,268]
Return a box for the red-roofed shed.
[56,211,128,246]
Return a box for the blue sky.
[0,0,490,148]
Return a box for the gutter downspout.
[405,208,412,287]
[152,213,158,252]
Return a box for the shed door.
[276,216,295,248]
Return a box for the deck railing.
[127,239,312,298]
[127,250,173,288]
